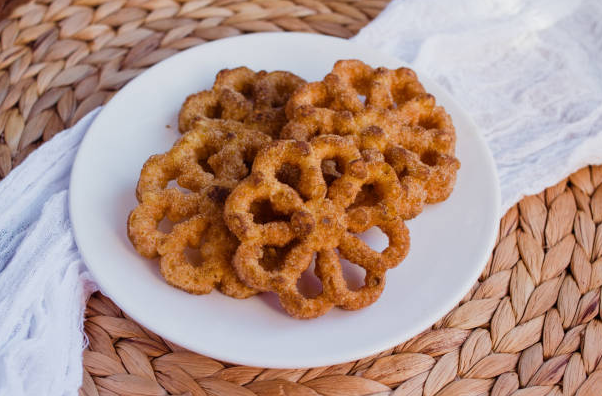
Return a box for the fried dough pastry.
[282,60,460,219]
[127,119,272,298]
[224,135,410,318]
[179,67,306,137]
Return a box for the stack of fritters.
[127,61,460,319]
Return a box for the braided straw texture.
[0,0,388,179]
[81,165,602,396]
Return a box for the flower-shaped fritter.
[127,119,272,298]
[179,67,306,138]
[282,60,460,219]
[224,135,410,318]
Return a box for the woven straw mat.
[1,1,601,396]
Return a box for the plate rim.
[69,31,501,368]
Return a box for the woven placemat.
[80,166,602,396]
[0,0,386,179]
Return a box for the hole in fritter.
[349,183,381,209]
[259,241,297,272]
[206,102,224,119]
[157,217,175,234]
[419,117,438,129]
[396,167,410,178]
[250,199,290,225]
[311,92,334,109]
[355,227,388,253]
[348,73,371,96]
[391,89,411,107]
[198,156,214,174]
[321,158,344,187]
[391,81,421,108]
[276,162,302,192]
[184,247,204,267]
[420,151,439,166]
[243,157,254,176]
[166,179,193,193]
[272,81,295,107]
[337,251,366,291]
[239,83,254,101]
[297,255,322,298]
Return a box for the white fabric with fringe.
[0,109,100,395]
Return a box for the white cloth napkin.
[1,0,602,394]
[0,109,100,395]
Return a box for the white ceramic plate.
[70,32,500,368]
